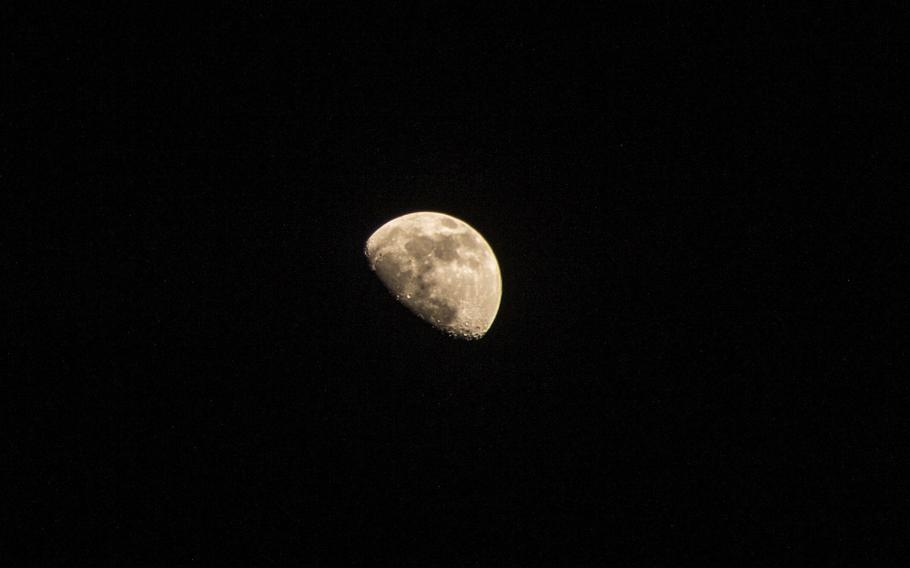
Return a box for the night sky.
[10,4,904,564]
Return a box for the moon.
[364,211,502,339]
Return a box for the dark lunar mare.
[372,231,469,327]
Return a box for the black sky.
[8,4,906,564]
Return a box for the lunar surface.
[365,211,502,339]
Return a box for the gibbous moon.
[365,211,502,339]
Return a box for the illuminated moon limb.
[365,211,502,339]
